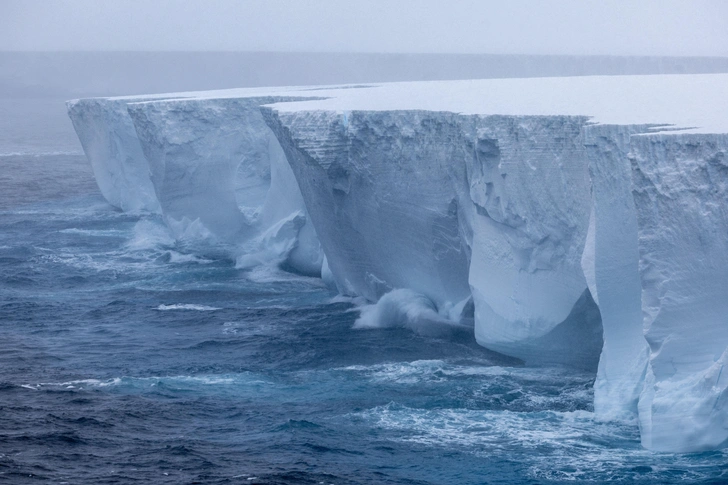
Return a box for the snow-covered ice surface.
[67,73,728,452]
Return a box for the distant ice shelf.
[67,74,728,452]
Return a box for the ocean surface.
[2,95,728,484]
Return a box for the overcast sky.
[2,0,727,56]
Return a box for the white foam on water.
[353,289,470,337]
[242,263,327,286]
[23,378,122,390]
[337,360,593,398]
[221,319,284,337]
[341,361,531,378]
[25,374,272,391]
[352,403,726,481]
[0,150,85,157]
[156,304,222,311]
[329,294,369,306]
[165,250,214,264]
[38,252,125,273]
[58,228,127,237]
[2,201,125,220]
[126,219,175,251]
[340,360,444,384]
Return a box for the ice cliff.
[68,75,728,452]
[631,133,728,452]
[68,90,323,274]
[67,97,162,212]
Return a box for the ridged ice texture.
[67,98,161,212]
[127,97,322,274]
[266,109,602,368]
[631,133,728,452]
[264,109,473,308]
[127,98,262,241]
[467,116,601,368]
[582,125,652,421]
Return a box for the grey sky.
[2,0,727,56]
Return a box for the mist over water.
[2,52,728,483]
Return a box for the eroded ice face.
[68,74,728,452]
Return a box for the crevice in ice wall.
[579,126,728,451]
[629,133,728,452]
[265,108,603,368]
[67,97,165,212]
[255,130,323,276]
[126,97,323,275]
[582,124,653,421]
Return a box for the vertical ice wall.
[266,109,602,367]
[263,109,473,307]
[67,98,162,212]
[582,125,652,420]
[630,133,728,452]
[467,116,601,368]
[583,127,728,450]
[127,98,259,242]
[127,97,323,274]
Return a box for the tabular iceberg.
[68,74,728,452]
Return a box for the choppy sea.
[1,99,727,484]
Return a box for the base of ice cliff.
[68,74,728,452]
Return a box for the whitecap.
[0,150,84,157]
[242,263,326,286]
[353,289,471,337]
[156,304,221,311]
[165,250,213,264]
[58,228,126,237]
[125,219,175,251]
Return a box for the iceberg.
[66,97,162,212]
[128,98,254,242]
[68,74,728,452]
[266,108,602,367]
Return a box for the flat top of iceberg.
[90,74,728,134]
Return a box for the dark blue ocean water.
[2,149,728,484]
